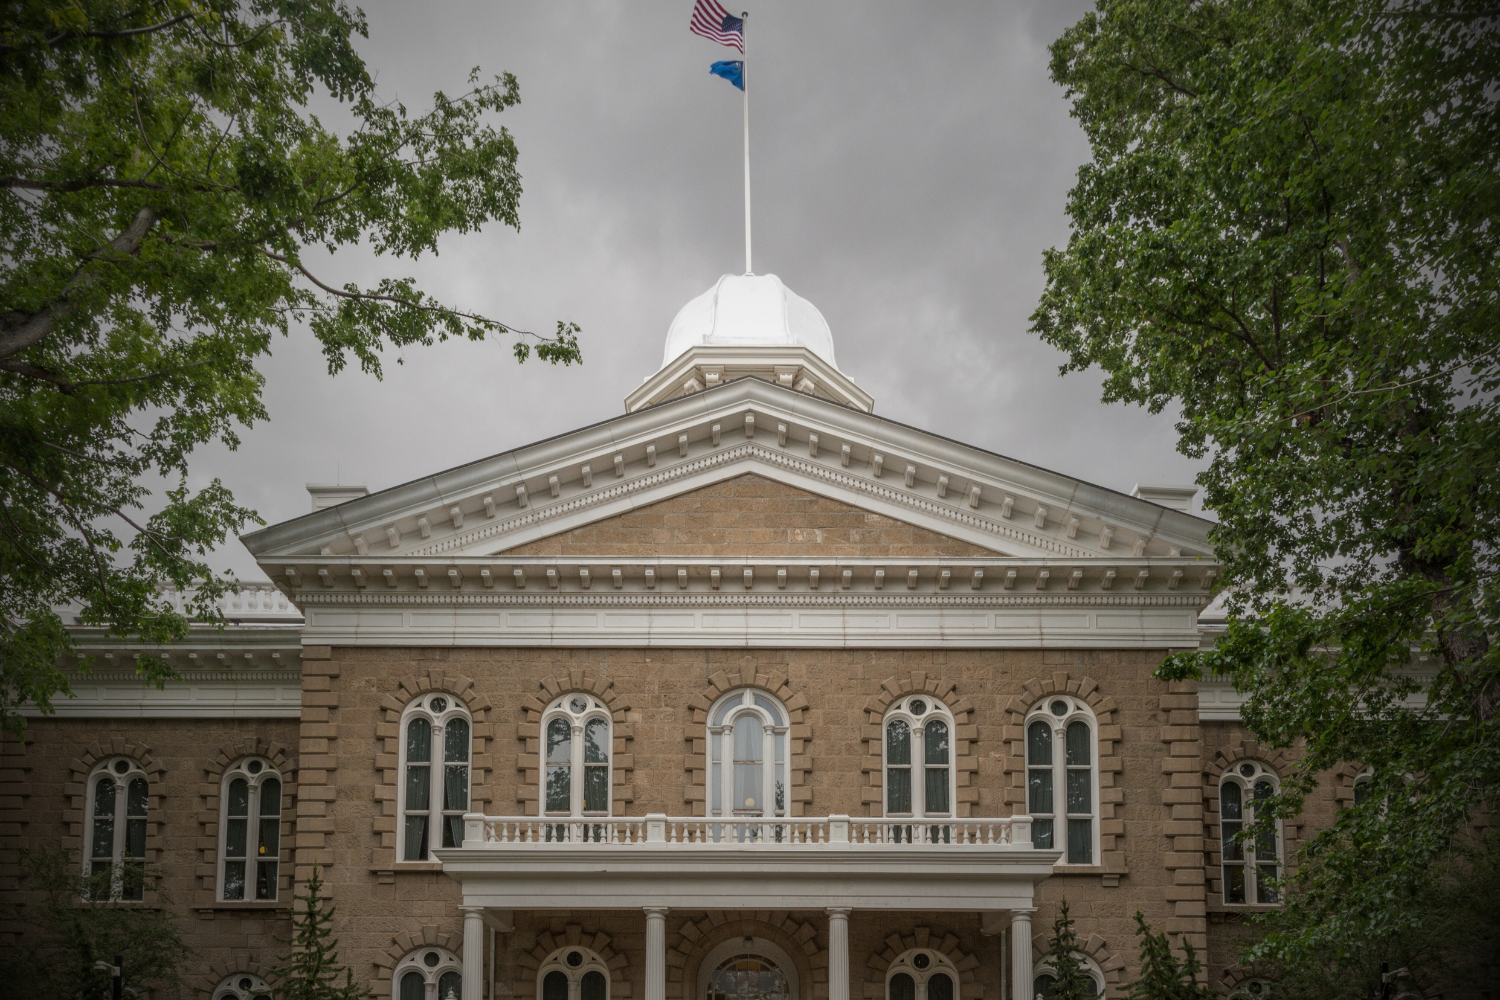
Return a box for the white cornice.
[244,380,1216,579]
[626,346,874,412]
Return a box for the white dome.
[661,274,838,370]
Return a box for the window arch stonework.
[64,742,163,902]
[199,960,277,1000]
[862,673,978,818]
[195,738,295,907]
[374,671,492,861]
[1002,672,1123,870]
[517,670,635,816]
[668,915,817,1000]
[516,927,630,1000]
[867,929,980,999]
[1205,740,1302,906]
[375,927,469,998]
[1032,932,1124,997]
[683,668,811,817]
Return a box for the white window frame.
[881,696,956,820]
[707,688,790,822]
[394,947,463,1000]
[213,973,273,1000]
[1024,695,1100,865]
[541,693,614,818]
[397,694,472,862]
[885,947,960,1000]
[1352,764,1375,806]
[536,944,611,1000]
[1219,760,1282,906]
[217,757,284,901]
[83,757,149,900]
[1032,956,1105,998]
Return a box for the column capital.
[458,905,487,915]
[643,906,670,917]
[825,906,853,917]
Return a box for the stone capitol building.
[4,273,1358,1000]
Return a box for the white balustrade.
[465,814,1034,850]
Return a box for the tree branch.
[0,13,194,54]
[0,205,159,361]
[0,176,168,192]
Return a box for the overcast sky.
[194,1,1206,579]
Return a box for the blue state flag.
[709,60,744,91]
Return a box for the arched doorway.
[697,937,799,1000]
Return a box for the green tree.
[0,847,190,1000]
[1123,913,1215,1000]
[1032,0,1498,968]
[271,865,368,1000]
[1037,900,1097,1000]
[0,0,580,735]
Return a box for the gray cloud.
[191,1,1204,578]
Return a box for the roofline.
[240,377,1210,558]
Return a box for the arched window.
[536,944,610,1000]
[883,696,955,819]
[1227,980,1277,1000]
[696,938,799,1000]
[1032,956,1104,998]
[1220,761,1281,905]
[886,948,959,1000]
[541,693,613,818]
[707,689,789,831]
[399,694,471,861]
[1352,765,1375,806]
[213,973,273,1000]
[84,757,148,900]
[394,947,462,1000]
[219,757,283,901]
[1025,696,1098,864]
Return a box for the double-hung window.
[542,693,613,840]
[1025,696,1097,864]
[84,758,148,900]
[883,696,955,842]
[1220,761,1281,905]
[219,757,283,900]
[399,695,471,861]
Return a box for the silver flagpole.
[741,11,751,275]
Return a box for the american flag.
[689,0,744,52]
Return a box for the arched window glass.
[886,948,960,1000]
[1352,765,1375,806]
[536,945,611,1000]
[882,696,956,819]
[707,689,789,836]
[1025,696,1098,864]
[707,955,790,1000]
[84,757,148,900]
[1032,956,1104,998]
[540,693,613,819]
[393,947,462,1000]
[398,695,471,861]
[1220,761,1281,905]
[213,973,273,1000]
[219,757,283,901]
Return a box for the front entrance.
[698,938,799,1000]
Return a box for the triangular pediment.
[242,379,1215,582]
[499,473,1001,560]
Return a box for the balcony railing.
[462,813,1034,849]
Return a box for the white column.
[1011,909,1034,1000]
[461,906,485,1000]
[827,907,851,1000]
[645,907,669,1000]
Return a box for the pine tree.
[271,866,370,1000]
[1124,913,1216,1000]
[1041,900,1098,999]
